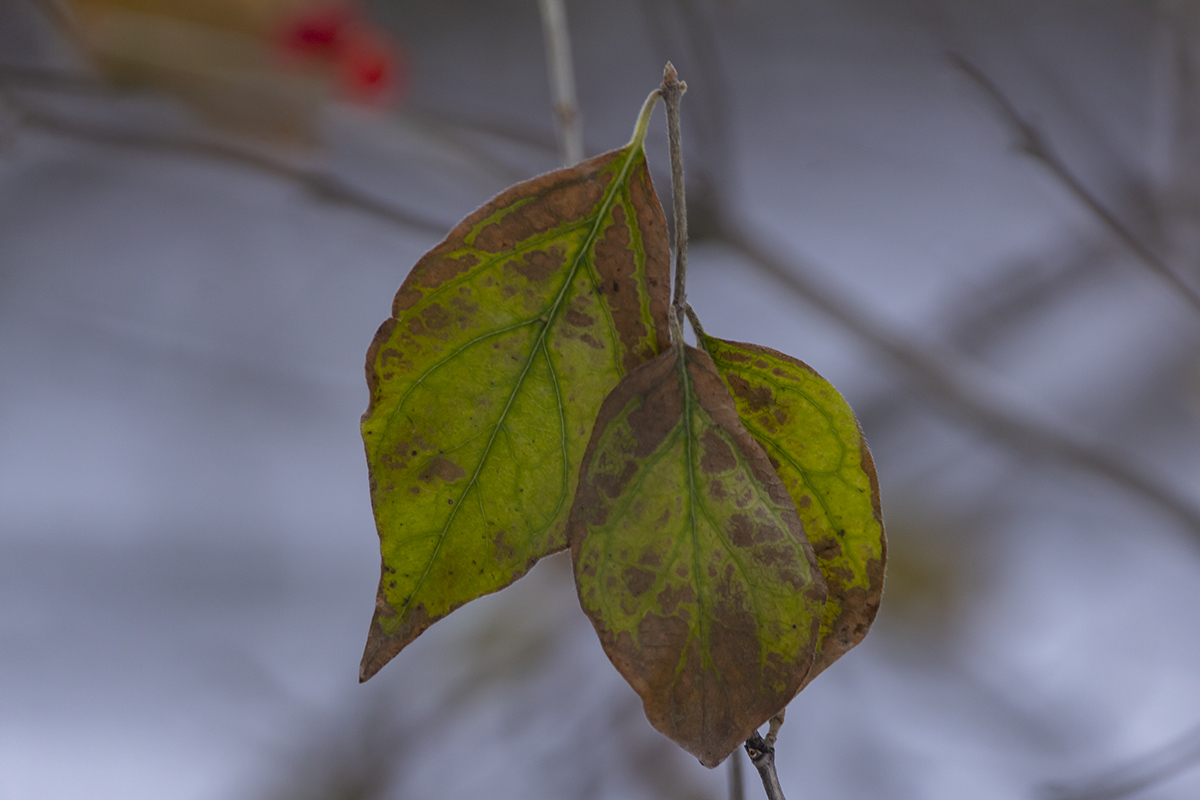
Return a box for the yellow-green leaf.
[703,337,885,687]
[570,345,827,767]
[359,95,671,681]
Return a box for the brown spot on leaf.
[471,163,609,253]
[493,529,515,562]
[510,246,565,283]
[565,308,595,327]
[623,566,656,597]
[449,289,479,318]
[730,513,754,548]
[393,288,422,311]
[379,348,403,369]
[594,458,638,500]
[622,354,683,459]
[812,536,843,560]
[657,583,696,616]
[593,168,671,368]
[427,253,479,288]
[699,428,736,474]
[639,548,663,569]
[419,303,452,330]
[726,373,773,412]
[419,456,466,483]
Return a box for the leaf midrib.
[390,145,649,624]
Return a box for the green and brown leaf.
[703,336,885,687]
[359,99,671,681]
[570,344,827,767]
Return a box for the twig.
[1041,722,1200,800]
[7,99,447,235]
[949,51,1200,316]
[660,62,689,338]
[716,216,1200,544]
[537,0,584,165]
[744,732,787,800]
[684,302,708,344]
[938,241,1116,357]
[0,64,110,94]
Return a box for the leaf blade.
[570,346,826,767]
[360,125,671,680]
[703,337,885,686]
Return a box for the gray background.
[3,1,1200,799]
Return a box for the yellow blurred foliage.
[71,0,313,36]
[67,0,343,141]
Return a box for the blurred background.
[3,1,1200,798]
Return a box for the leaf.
[570,344,827,767]
[702,336,885,687]
[359,96,671,681]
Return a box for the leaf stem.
[766,709,785,746]
[685,303,709,350]
[628,87,662,153]
[661,62,689,346]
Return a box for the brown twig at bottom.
[745,732,787,800]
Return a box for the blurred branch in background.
[1042,722,1200,800]
[637,0,734,238]
[634,1,1200,549]
[949,51,1200,316]
[0,79,447,234]
[718,218,1200,538]
[536,0,582,165]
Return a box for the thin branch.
[660,62,689,338]
[537,0,584,165]
[0,64,550,188]
[0,63,110,94]
[744,732,787,800]
[7,99,448,235]
[1041,722,1200,800]
[642,12,1200,546]
[938,240,1116,357]
[715,216,1200,544]
[949,51,1200,316]
[684,302,709,346]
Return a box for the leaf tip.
[358,618,399,683]
[358,594,410,682]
